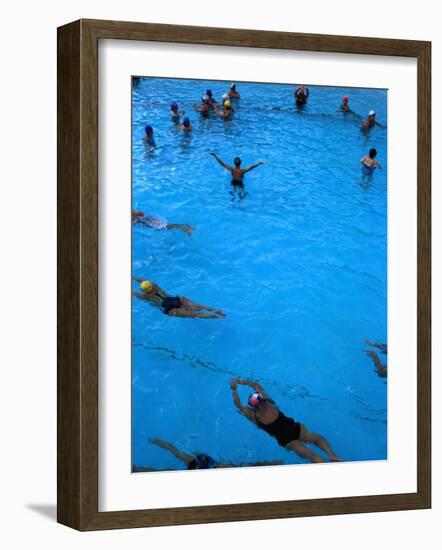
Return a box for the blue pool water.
[131,78,387,471]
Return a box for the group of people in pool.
[133,82,387,468]
[144,82,384,182]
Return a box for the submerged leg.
[285,440,325,463]
[299,425,342,462]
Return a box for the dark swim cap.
[233,156,241,166]
[206,89,213,97]
[170,101,178,110]
[369,148,377,158]
[145,125,153,134]
[183,117,190,127]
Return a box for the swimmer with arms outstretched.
[230,379,341,463]
[209,152,266,187]
[132,278,225,319]
[132,210,194,236]
[360,148,382,177]
[141,438,283,471]
[364,339,388,378]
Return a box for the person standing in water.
[209,152,266,186]
[142,438,283,470]
[294,85,309,106]
[215,99,234,118]
[132,210,194,236]
[360,148,382,177]
[180,117,193,132]
[170,101,184,123]
[228,83,241,100]
[362,110,385,131]
[143,124,155,145]
[340,96,351,112]
[132,278,225,319]
[229,379,341,463]
[193,95,211,117]
[205,89,218,109]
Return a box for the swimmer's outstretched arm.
[242,161,267,174]
[132,290,145,299]
[132,276,144,283]
[229,379,254,418]
[209,152,233,171]
[365,350,387,378]
[148,437,194,465]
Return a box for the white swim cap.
[222,93,229,100]
[369,110,376,116]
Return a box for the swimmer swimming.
[132,277,226,319]
[143,124,155,145]
[230,379,341,463]
[364,340,388,378]
[209,152,266,186]
[144,438,283,471]
[360,148,382,176]
[132,210,194,236]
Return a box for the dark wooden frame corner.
[57,19,431,531]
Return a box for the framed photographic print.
[57,19,431,530]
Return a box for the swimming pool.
[131,77,387,471]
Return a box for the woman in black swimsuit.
[132,277,225,319]
[209,152,266,188]
[230,379,341,463]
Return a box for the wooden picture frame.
[57,19,431,531]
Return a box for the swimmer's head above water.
[140,280,153,293]
[206,89,213,98]
[230,83,236,91]
[369,148,377,159]
[343,96,349,103]
[183,117,191,128]
[368,110,376,117]
[233,156,241,167]
[170,101,178,112]
[145,125,153,136]
[224,99,232,109]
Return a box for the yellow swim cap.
[224,100,231,108]
[140,280,153,293]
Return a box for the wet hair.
[233,157,241,167]
[369,148,377,159]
